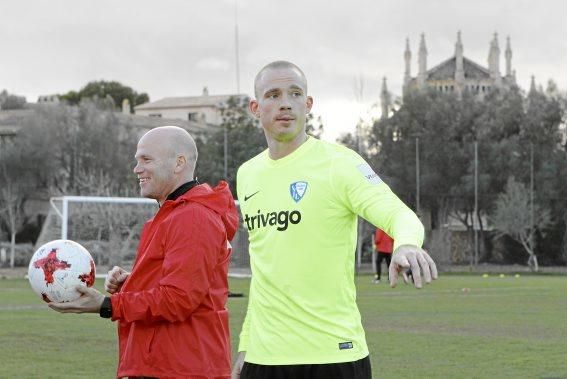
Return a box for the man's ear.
[249,99,260,118]
[174,155,186,173]
[306,96,313,113]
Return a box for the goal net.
[37,196,251,278]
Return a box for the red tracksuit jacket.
[110,182,238,378]
[374,228,394,254]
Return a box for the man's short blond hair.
[254,61,308,98]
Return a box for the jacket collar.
[165,179,200,202]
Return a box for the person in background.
[372,228,394,284]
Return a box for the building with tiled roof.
[0,105,209,145]
[134,87,247,125]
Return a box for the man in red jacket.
[373,228,394,284]
[49,126,238,379]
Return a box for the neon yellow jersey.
[236,136,423,364]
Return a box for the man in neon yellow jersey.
[231,61,438,379]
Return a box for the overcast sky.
[2,0,566,141]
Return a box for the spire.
[505,36,513,78]
[404,38,412,83]
[455,31,465,86]
[488,32,501,86]
[418,33,428,88]
[403,38,412,96]
[488,33,500,74]
[488,33,494,64]
[529,75,536,94]
[380,76,391,119]
[455,30,464,57]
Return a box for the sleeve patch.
[356,163,382,185]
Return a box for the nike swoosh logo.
[244,191,260,201]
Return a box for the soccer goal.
[37,196,251,278]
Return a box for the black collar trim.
[166,179,200,202]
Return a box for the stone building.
[381,32,517,118]
[134,87,247,126]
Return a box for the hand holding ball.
[28,240,96,303]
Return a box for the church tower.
[403,38,412,95]
[380,77,391,119]
[505,36,515,83]
[488,33,502,87]
[454,31,465,94]
[529,75,536,95]
[401,31,515,100]
[417,33,428,89]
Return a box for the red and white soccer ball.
[28,239,96,303]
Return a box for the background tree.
[519,86,567,264]
[59,80,149,113]
[336,131,359,152]
[367,85,566,266]
[17,99,139,196]
[0,90,26,110]
[306,113,324,139]
[59,90,80,105]
[195,96,265,193]
[491,177,552,271]
[0,99,144,263]
[0,143,31,267]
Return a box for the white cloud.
[196,57,231,71]
[2,0,567,138]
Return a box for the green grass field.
[1,275,566,378]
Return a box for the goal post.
[39,196,251,278]
[50,196,156,240]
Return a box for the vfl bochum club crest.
[290,181,308,203]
